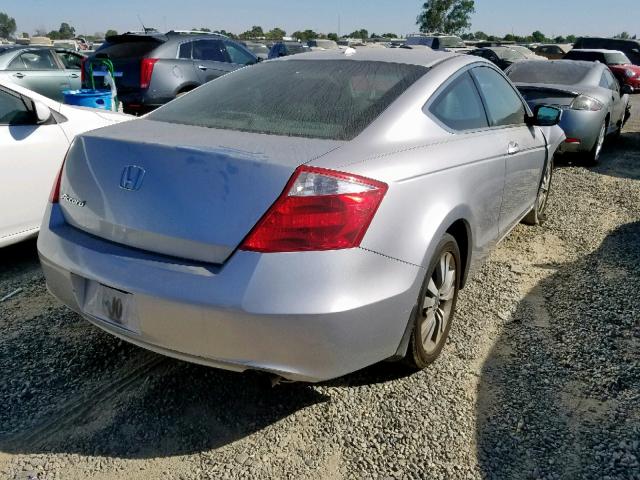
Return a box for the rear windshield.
[493,48,526,61]
[605,52,631,64]
[95,38,162,59]
[148,60,428,140]
[507,62,591,85]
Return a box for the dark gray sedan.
[0,46,84,101]
[506,60,631,164]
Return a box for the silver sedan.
[506,59,631,164]
[38,49,564,382]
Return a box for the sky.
[2,0,639,39]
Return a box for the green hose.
[87,58,118,111]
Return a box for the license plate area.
[84,282,140,333]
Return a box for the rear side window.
[56,51,82,69]
[192,40,226,62]
[428,72,488,131]
[472,67,525,127]
[148,60,428,140]
[178,42,192,59]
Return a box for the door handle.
[70,73,79,78]
[507,142,520,155]
[13,72,24,79]
[197,65,208,71]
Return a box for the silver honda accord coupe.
[38,49,564,382]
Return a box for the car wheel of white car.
[406,234,460,369]
[523,157,554,226]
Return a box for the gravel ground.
[1,98,639,480]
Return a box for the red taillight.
[49,163,64,203]
[140,58,158,89]
[565,138,581,144]
[80,57,87,84]
[240,166,388,253]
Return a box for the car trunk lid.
[59,119,344,264]
[516,83,580,107]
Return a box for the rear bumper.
[37,205,423,382]
[556,109,607,154]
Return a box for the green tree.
[105,29,118,38]
[615,32,630,39]
[327,32,339,41]
[554,35,566,43]
[266,27,286,40]
[531,30,546,43]
[292,29,318,41]
[21,32,29,38]
[417,0,475,35]
[347,29,369,40]
[566,34,576,43]
[0,11,17,39]
[58,22,76,39]
[503,33,516,42]
[240,25,264,39]
[214,29,236,39]
[473,30,488,40]
[382,32,398,38]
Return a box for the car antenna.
[137,14,149,33]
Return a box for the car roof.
[273,47,458,68]
[569,48,625,54]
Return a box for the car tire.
[405,234,461,369]
[585,118,607,165]
[523,156,554,226]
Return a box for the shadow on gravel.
[555,131,640,181]
[0,238,40,282]
[476,222,640,479]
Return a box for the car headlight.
[570,95,604,111]
[625,69,637,78]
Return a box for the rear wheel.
[585,119,607,165]
[405,234,460,369]
[523,156,554,226]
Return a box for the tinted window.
[9,50,59,70]
[178,42,192,59]
[192,40,226,62]
[225,42,255,65]
[56,51,82,69]
[428,72,488,130]
[564,51,606,62]
[148,60,428,140]
[507,61,592,85]
[603,69,619,91]
[472,67,525,127]
[0,89,32,125]
[96,39,161,59]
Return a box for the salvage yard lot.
[1,98,639,480]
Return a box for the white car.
[0,80,131,247]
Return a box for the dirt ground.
[1,97,639,480]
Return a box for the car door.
[6,49,71,101]
[0,86,69,242]
[54,49,83,90]
[426,70,505,253]
[191,39,234,83]
[471,65,547,234]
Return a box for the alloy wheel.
[537,160,552,215]
[421,251,457,354]
[594,122,606,160]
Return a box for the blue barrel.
[62,89,112,110]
